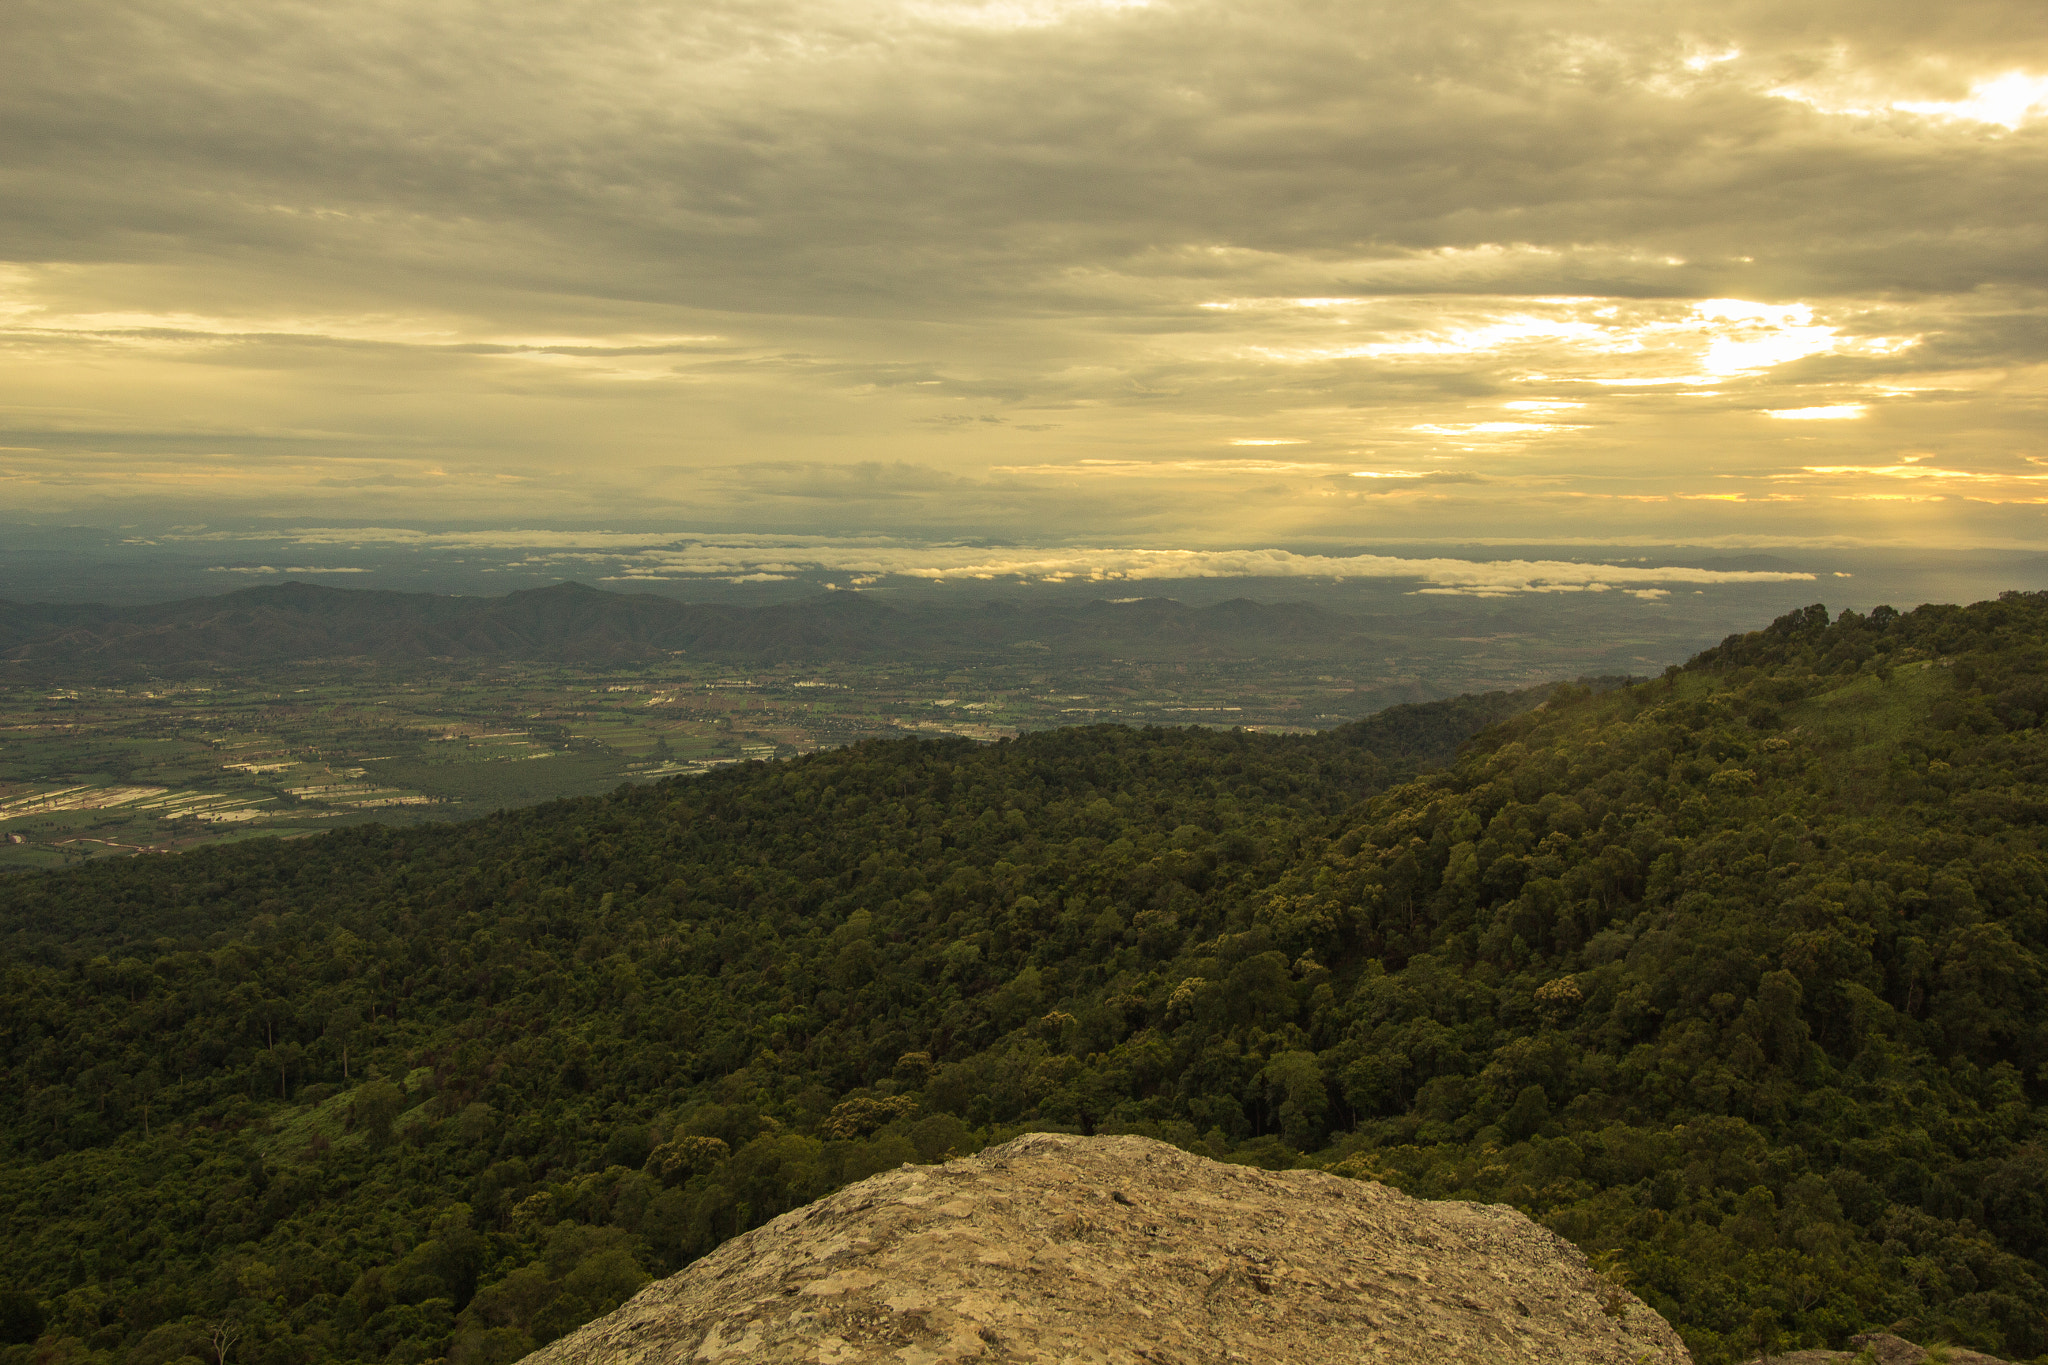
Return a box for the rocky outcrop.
[1746,1333,2014,1365]
[521,1132,1691,1364]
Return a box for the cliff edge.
[520,1132,1691,1364]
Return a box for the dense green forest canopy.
[2,594,2047,1365]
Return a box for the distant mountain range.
[0,581,1384,669]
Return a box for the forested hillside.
[2,595,2047,1365]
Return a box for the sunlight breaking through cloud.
[1894,72,2048,129]
[1235,297,1916,392]
[1773,70,2048,130]
[1768,405,1868,421]
[155,527,1817,596]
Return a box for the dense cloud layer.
[2,0,2044,547]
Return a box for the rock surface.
[521,1132,1691,1364]
[1744,1332,2013,1365]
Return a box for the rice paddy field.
[0,652,1399,867]
[0,664,809,867]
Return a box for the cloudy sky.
[4,0,2046,556]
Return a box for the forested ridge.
[3,595,2047,1365]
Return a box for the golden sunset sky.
[4,0,2046,560]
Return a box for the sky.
[4,0,2047,565]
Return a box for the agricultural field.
[0,653,1411,867]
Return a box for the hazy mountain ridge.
[0,582,1382,670]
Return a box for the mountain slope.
[0,594,2046,1365]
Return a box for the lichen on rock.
[519,1132,1692,1364]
